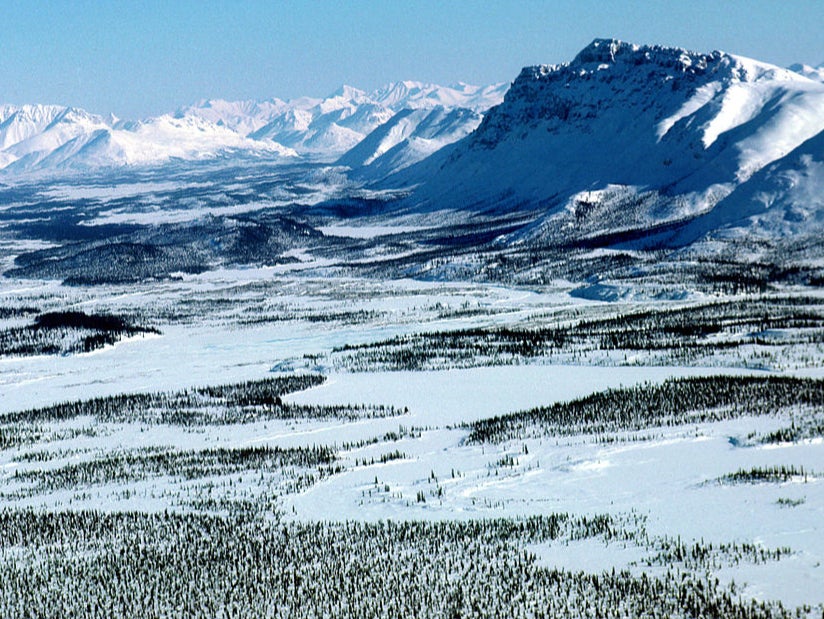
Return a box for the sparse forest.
[0,374,400,426]
[0,165,822,615]
[331,295,824,371]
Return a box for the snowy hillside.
[392,39,824,249]
[0,105,112,171]
[246,82,506,158]
[338,106,484,177]
[672,128,824,247]
[250,87,394,156]
[0,104,78,150]
[335,82,507,177]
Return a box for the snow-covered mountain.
[370,81,508,112]
[182,82,507,159]
[790,62,824,83]
[0,80,506,174]
[0,104,76,150]
[175,98,289,135]
[338,106,484,177]
[335,82,508,177]
[0,106,295,174]
[0,105,112,170]
[392,39,824,249]
[249,87,395,156]
[42,115,294,172]
[241,82,507,158]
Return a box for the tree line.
[331,295,824,371]
[467,375,824,443]
[0,374,400,427]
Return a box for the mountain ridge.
[0,79,507,174]
[1,37,822,263]
[386,39,824,253]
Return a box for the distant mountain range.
[0,104,295,174]
[0,81,508,175]
[1,39,823,260]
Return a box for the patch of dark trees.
[467,375,824,443]
[0,310,160,357]
[717,465,815,485]
[0,374,400,427]
[759,416,824,444]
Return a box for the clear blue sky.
[1,0,821,119]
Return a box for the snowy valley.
[0,39,823,617]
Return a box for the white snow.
[0,267,822,608]
[0,79,506,175]
[338,106,485,177]
[0,106,297,175]
[318,224,433,238]
[394,39,824,247]
[657,82,722,141]
[1,39,824,610]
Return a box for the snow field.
[0,271,822,608]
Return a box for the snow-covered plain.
[1,264,822,609]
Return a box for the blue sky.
[2,0,821,119]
